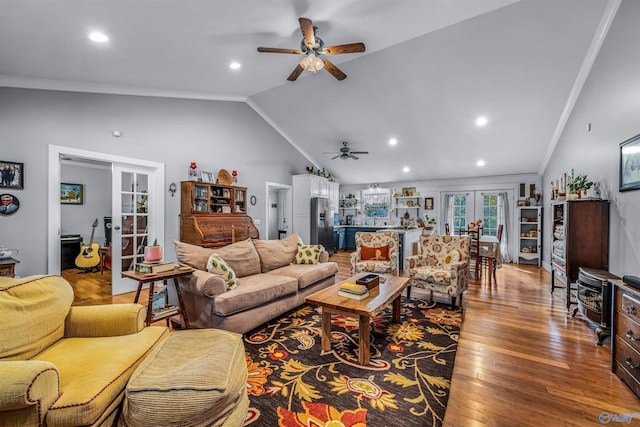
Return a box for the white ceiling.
[0,0,615,184]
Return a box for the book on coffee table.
[339,283,368,295]
[338,289,370,300]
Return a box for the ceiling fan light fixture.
[299,53,324,73]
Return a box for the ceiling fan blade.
[299,17,315,49]
[321,58,347,81]
[322,43,366,55]
[331,154,341,160]
[349,154,359,160]
[350,151,369,155]
[287,64,304,81]
[258,47,303,54]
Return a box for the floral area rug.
[243,297,462,427]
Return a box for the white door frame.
[48,145,165,294]
[264,182,292,240]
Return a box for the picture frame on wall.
[401,187,417,196]
[60,182,84,204]
[424,197,434,210]
[620,133,640,192]
[0,161,24,189]
[0,193,20,215]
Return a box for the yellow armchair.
[0,275,168,427]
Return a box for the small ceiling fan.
[324,142,369,160]
[257,17,365,81]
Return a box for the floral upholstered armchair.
[405,234,471,307]
[350,231,399,276]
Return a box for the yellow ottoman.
[120,329,248,427]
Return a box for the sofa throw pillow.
[206,253,237,290]
[360,245,389,261]
[253,233,300,272]
[214,239,261,278]
[293,244,324,265]
[173,239,215,271]
[444,249,461,267]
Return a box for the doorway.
[48,145,165,295]
[264,182,291,240]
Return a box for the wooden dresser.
[612,278,640,398]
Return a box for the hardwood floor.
[64,252,638,426]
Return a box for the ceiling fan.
[257,17,365,81]
[324,142,369,160]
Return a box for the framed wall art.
[401,187,417,196]
[61,182,84,204]
[620,133,640,192]
[0,193,20,215]
[0,161,24,189]
[424,197,434,210]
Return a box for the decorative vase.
[144,246,163,262]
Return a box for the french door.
[110,164,164,294]
[449,191,502,236]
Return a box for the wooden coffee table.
[305,273,410,365]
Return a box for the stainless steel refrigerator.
[310,198,334,255]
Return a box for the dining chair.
[459,226,482,278]
[479,224,503,281]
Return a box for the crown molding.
[0,75,246,102]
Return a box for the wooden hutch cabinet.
[550,199,609,310]
[179,181,257,247]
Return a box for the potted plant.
[424,214,437,230]
[144,238,163,262]
[567,174,593,199]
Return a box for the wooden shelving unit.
[181,181,246,215]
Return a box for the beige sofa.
[173,233,338,334]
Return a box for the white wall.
[60,163,111,246]
[542,0,640,277]
[0,88,311,277]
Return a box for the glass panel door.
[111,164,162,295]
[452,194,473,234]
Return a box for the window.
[482,193,498,236]
[452,194,468,234]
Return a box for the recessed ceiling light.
[389,138,397,146]
[229,62,241,70]
[475,116,488,127]
[403,166,410,173]
[476,160,486,167]
[88,31,109,43]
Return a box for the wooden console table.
[122,267,193,328]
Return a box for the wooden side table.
[122,266,193,328]
[0,258,19,278]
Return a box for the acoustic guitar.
[75,219,101,269]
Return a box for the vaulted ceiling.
[0,0,615,184]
